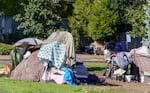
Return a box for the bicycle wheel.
[104,61,112,78]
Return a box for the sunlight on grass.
[0,62,144,93]
[0,64,5,69]
[84,62,106,75]
[0,78,143,93]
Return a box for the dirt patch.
[103,78,150,93]
[77,54,150,93]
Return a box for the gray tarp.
[14,38,43,47]
[44,31,75,66]
[115,52,131,70]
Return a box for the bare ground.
[76,54,150,93]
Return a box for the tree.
[0,0,27,16]
[110,0,132,34]
[125,0,148,38]
[69,0,118,49]
[14,0,62,39]
[142,0,150,53]
[56,0,74,18]
[87,0,118,40]
[68,0,92,49]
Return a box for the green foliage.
[68,0,91,35]
[68,0,92,49]
[71,29,80,50]
[125,2,148,38]
[56,0,73,18]
[69,0,147,44]
[142,0,150,53]
[14,0,62,39]
[87,0,118,40]
[0,43,12,55]
[0,0,26,16]
[111,0,132,33]
[69,0,118,45]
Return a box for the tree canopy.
[125,0,148,38]
[69,0,148,39]
[142,0,150,53]
[0,0,27,16]
[68,0,118,49]
[68,0,92,49]
[87,0,118,40]
[14,0,62,39]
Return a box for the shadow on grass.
[99,82,121,87]
[87,81,121,87]
[0,74,10,78]
[87,67,106,72]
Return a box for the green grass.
[0,63,143,93]
[0,78,142,93]
[85,62,106,75]
[0,64,5,69]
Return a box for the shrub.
[0,43,12,55]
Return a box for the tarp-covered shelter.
[10,38,43,70]
[10,31,76,82]
[44,31,75,66]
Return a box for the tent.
[14,38,43,47]
[10,31,76,82]
[10,38,43,70]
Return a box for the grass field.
[0,63,143,93]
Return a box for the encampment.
[10,31,76,83]
[10,31,105,85]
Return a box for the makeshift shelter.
[44,30,75,66]
[10,31,76,82]
[10,31,105,85]
[129,45,150,83]
[14,38,43,47]
[10,50,44,81]
[10,38,43,70]
[131,53,150,82]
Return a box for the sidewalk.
[0,54,105,64]
[76,54,105,62]
[0,55,11,65]
[0,55,11,60]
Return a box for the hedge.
[0,43,12,55]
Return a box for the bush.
[0,43,12,55]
